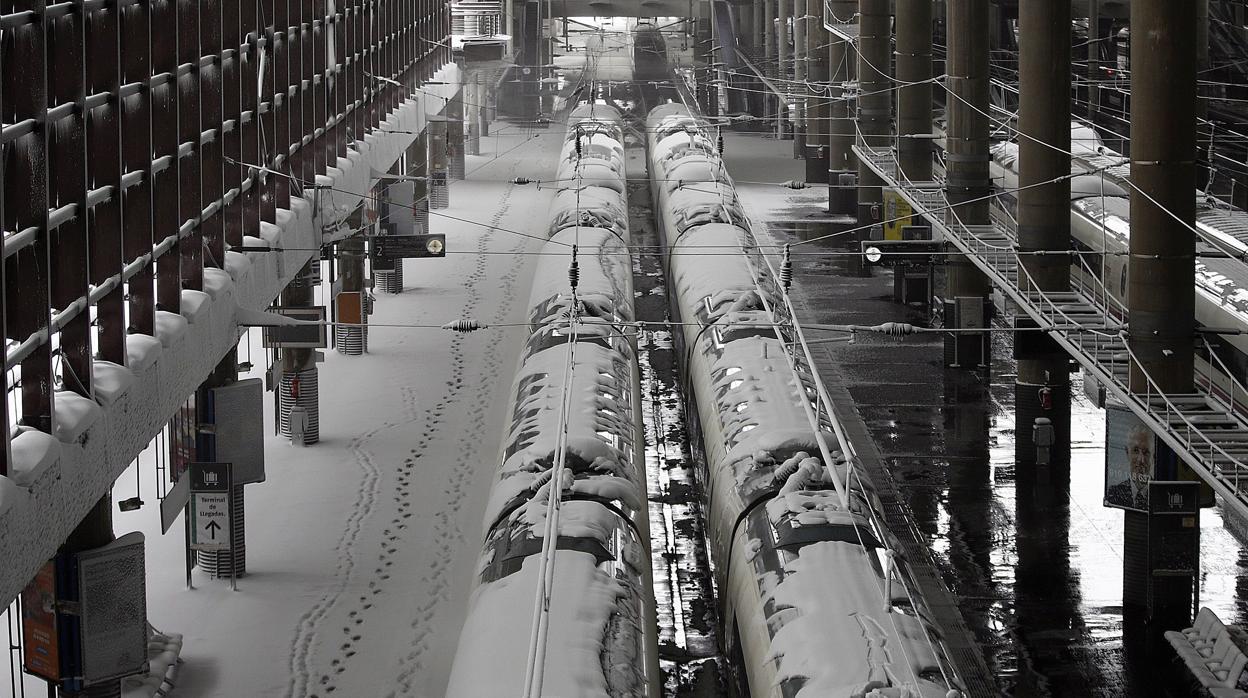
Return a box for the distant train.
[648,102,962,697]
[445,103,661,697]
[633,23,668,81]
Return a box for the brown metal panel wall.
[3,3,54,440]
[87,2,126,366]
[121,0,156,339]
[0,6,6,475]
[152,0,182,311]
[0,0,447,470]
[222,0,244,250]
[177,0,203,291]
[201,0,225,270]
[48,6,94,398]
[239,1,261,242]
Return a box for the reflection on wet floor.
[767,217,1248,696]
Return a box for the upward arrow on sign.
[205,519,222,540]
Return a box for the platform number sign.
[189,463,232,552]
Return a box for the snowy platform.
[93,126,563,698]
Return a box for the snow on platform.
[97,126,562,698]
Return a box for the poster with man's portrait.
[1105,404,1155,512]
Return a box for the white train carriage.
[991,135,1248,417]
[549,186,630,243]
[568,103,624,130]
[652,105,960,698]
[445,108,660,698]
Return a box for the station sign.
[189,463,232,553]
[261,306,328,349]
[861,239,941,267]
[370,233,446,260]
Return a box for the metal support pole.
[856,0,891,224]
[1015,0,1072,468]
[777,0,791,139]
[1124,0,1198,638]
[828,1,857,214]
[805,0,830,183]
[896,0,933,183]
[943,0,992,368]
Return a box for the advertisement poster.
[883,188,913,241]
[21,560,60,681]
[1105,404,1155,512]
[169,399,197,483]
[77,533,148,684]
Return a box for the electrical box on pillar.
[1033,417,1055,466]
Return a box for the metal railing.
[855,139,1248,519]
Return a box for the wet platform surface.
[725,130,1248,696]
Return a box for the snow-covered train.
[648,103,962,697]
[445,104,661,697]
[991,129,1248,414]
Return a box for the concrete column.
[480,75,492,138]
[1015,0,1072,468]
[467,74,482,157]
[748,0,758,52]
[279,260,320,444]
[764,0,777,73]
[827,1,857,214]
[764,0,777,124]
[1197,0,1210,188]
[1124,0,1199,639]
[59,497,120,698]
[793,0,808,156]
[896,0,933,183]
[447,91,466,180]
[856,0,891,224]
[777,0,791,138]
[196,349,247,577]
[412,132,431,234]
[943,0,992,368]
[337,231,369,355]
[428,115,450,209]
[1087,0,1101,118]
[804,0,830,182]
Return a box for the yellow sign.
[883,189,913,241]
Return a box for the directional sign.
[261,306,328,349]
[861,239,942,267]
[189,463,232,553]
[370,233,446,260]
[191,493,230,552]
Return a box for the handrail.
[855,137,1248,512]
[1120,339,1248,486]
[1200,333,1248,420]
